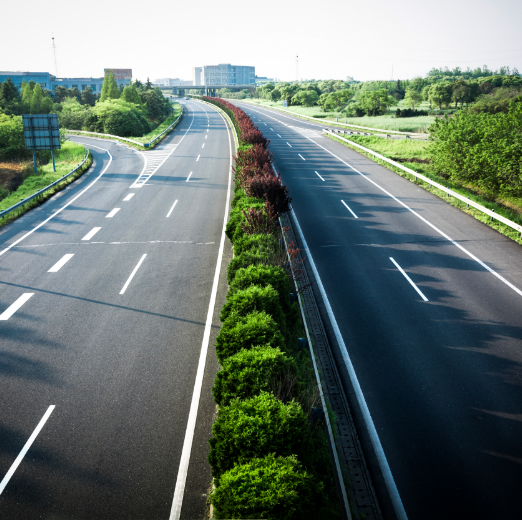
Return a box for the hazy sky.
[3,0,521,83]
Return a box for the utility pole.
[52,35,58,76]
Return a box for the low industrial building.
[154,78,193,87]
[0,69,132,94]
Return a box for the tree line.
[253,65,522,118]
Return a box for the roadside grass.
[244,99,435,132]
[327,133,522,246]
[0,141,92,228]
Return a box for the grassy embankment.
[327,134,522,245]
[65,102,183,149]
[242,98,436,133]
[0,141,91,227]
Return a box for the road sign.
[283,99,288,107]
[22,114,61,173]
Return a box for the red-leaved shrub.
[241,201,278,236]
[244,173,292,214]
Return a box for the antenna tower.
[296,53,299,82]
[52,36,58,76]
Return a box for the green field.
[243,99,436,133]
[0,141,90,218]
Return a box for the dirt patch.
[0,161,31,194]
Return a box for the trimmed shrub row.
[205,98,341,520]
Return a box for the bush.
[230,265,292,313]
[220,284,286,326]
[241,200,278,236]
[225,199,264,244]
[395,107,429,118]
[213,345,297,406]
[233,233,281,256]
[244,172,292,214]
[208,392,313,481]
[215,311,285,363]
[210,454,321,520]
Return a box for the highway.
[0,100,233,519]
[233,101,522,520]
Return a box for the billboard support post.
[51,150,56,172]
[32,150,37,174]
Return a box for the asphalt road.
[0,100,233,519]
[234,101,522,520]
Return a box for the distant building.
[154,78,193,87]
[192,64,255,86]
[255,76,274,85]
[0,70,132,95]
[192,67,202,86]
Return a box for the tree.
[100,71,119,102]
[30,83,44,114]
[428,82,452,110]
[451,80,471,109]
[403,89,422,110]
[144,77,153,91]
[0,78,22,115]
[121,84,142,104]
[268,89,281,102]
[291,90,319,107]
[81,88,97,107]
[358,89,394,116]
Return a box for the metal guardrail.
[63,105,184,148]
[324,129,522,237]
[0,148,90,220]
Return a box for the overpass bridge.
[158,84,255,97]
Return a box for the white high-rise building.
[192,67,202,86]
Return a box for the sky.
[2,0,521,83]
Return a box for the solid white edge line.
[341,200,358,219]
[166,200,178,218]
[48,253,74,273]
[0,405,55,494]
[390,257,429,302]
[315,171,325,181]
[82,227,102,241]
[169,101,233,520]
[105,208,120,218]
[298,154,305,160]
[305,136,522,298]
[0,293,34,321]
[0,151,112,257]
[290,208,409,520]
[186,172,193,182]
[119,254,147,295]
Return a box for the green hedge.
[215,310,285,364]
[213,345,298,406]
[220,285,288,339]
[210,454,321,520]
[208,392,313,482]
